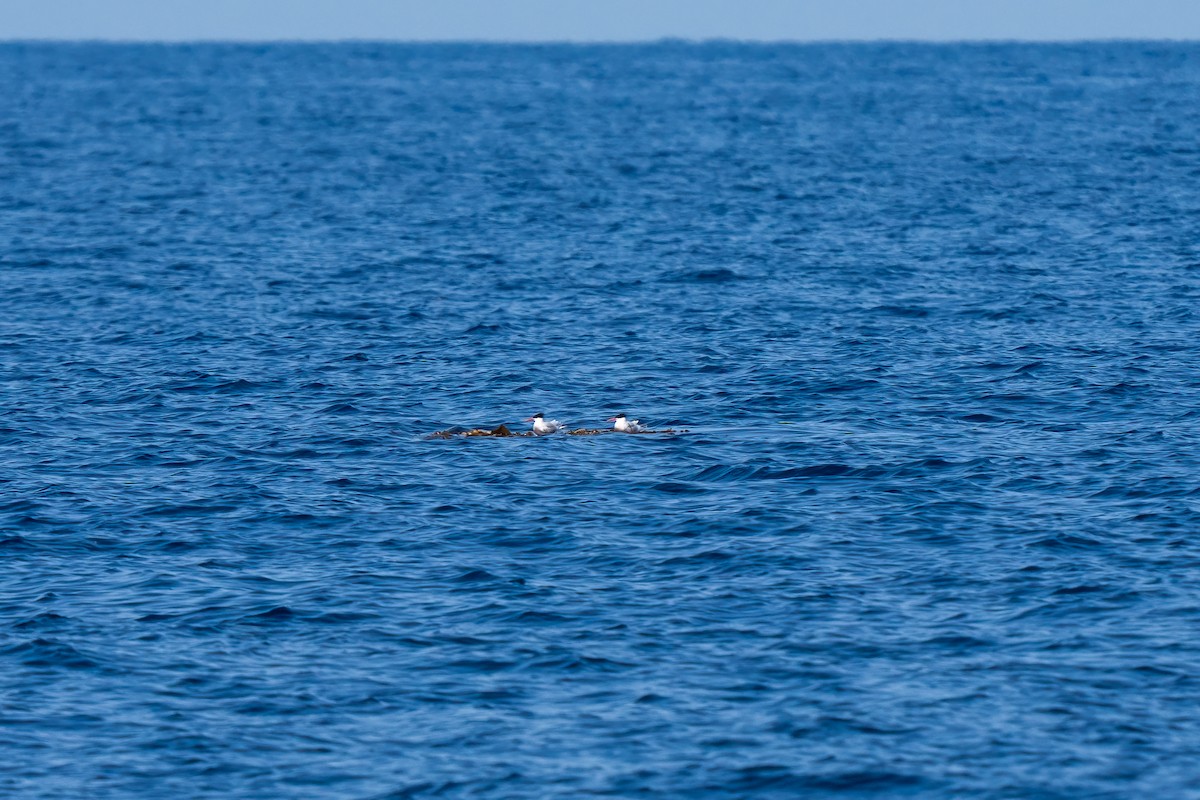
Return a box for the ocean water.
[2,41,1200,799]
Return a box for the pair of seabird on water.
[525,412,644,434]
[425,413,684,439]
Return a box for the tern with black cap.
[525,412,563,434]
[607,413,644,433]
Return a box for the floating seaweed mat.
[426,424,525,439]
[427,425,687,439]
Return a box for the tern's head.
[525,412,544,422]
[607,413,625,422]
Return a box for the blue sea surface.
[2,41,1200,799]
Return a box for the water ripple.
[2,40,1200,800]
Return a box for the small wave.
[3,638,100,670]
[318,402,360,414]
[650,481,707,494]
[755,464,852,478]
[870,304,930,317]
[662,267,744,283]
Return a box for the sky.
[2,0,1200,42]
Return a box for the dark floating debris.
[468,424,513,437]
[426,424,520,440]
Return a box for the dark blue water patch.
[2,40,1200,800]
[4,638,101,670]
[662,267,746,283]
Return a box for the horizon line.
[3,36,1199,46]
